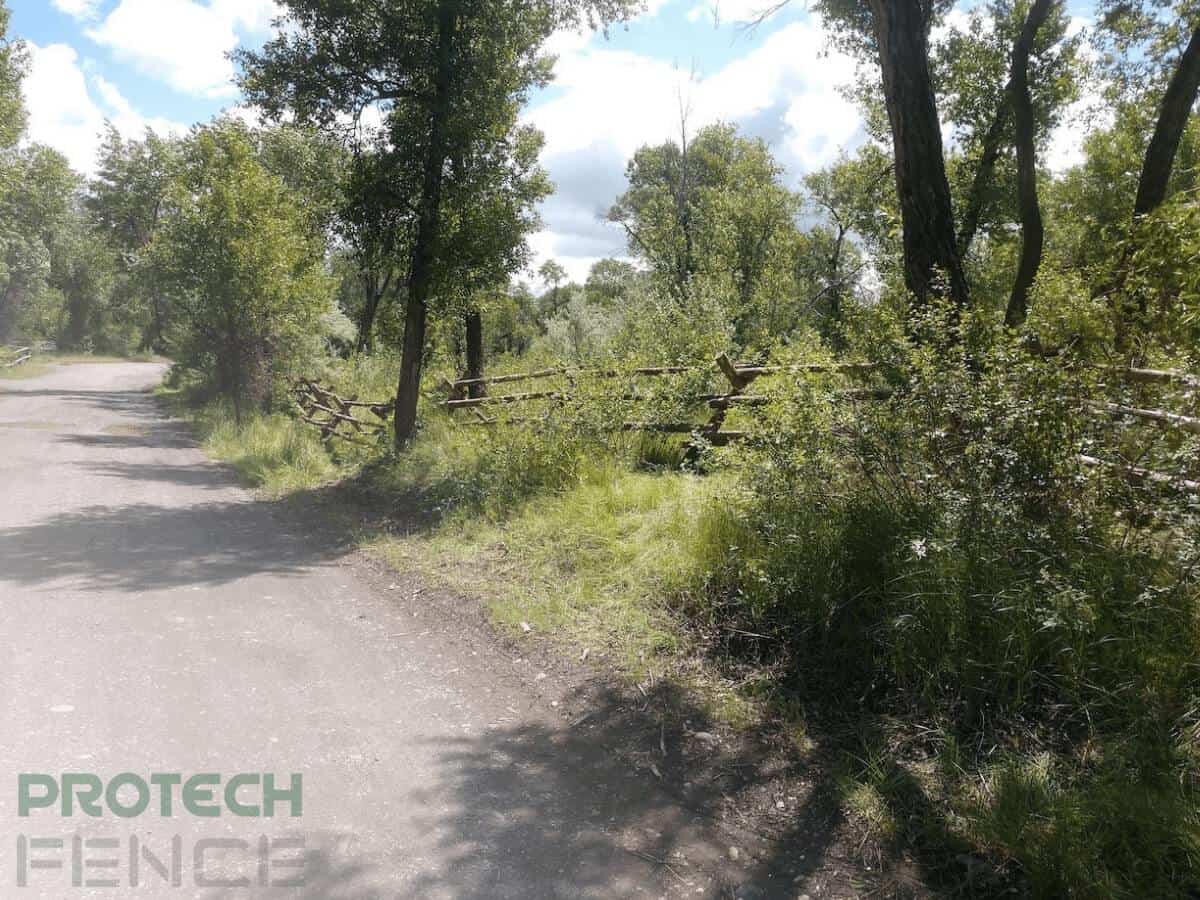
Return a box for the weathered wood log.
[1078,454,1200,494]
[449,364,695,391]
[715,353,750,392]
[451,367,568,389]
[707,395,769,409]
[1107,366,1200,388]
[1089,401,1200,435]
[733,362,881,380]
[445,390,565,410]
[706,388,894,410]
[623,422,713,434]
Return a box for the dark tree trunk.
[464,308,485,399]
[868,0,969,313]
[65,285,88,351]
[357,273,383,353]
[393,1,458,448]
[1006,0,1055,328]
[957,94,1009,258]
[1134,20,1200,217]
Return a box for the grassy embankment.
[167,351,1200,899]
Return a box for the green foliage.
[0,1,26,152]
[180,398,339,495]
[0,145,78,342]
[151,120,335,416]
[1110,190,1200,365]
[675,309,1200,895]
[609,123,803,347]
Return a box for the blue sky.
[10,0,1094,281]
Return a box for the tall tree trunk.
[358,273,382,353]
[868,0,969,313]
[1111,19,1200,350]
[1134,20,1200,216]
[393,1,458,448]
[464,307,485,400]
[958,95,1009,258]
[1006,0,1055,328]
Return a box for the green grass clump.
[370,465,721,673]
[161,393,341,495]
[200,406,339,494]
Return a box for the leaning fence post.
[715,353,750,393]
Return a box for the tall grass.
[199,403,340,493]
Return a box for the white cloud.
[525,13,863,278]
[51,0,102,22]
[21,42,187,174]
[86,0,280,98]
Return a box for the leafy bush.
[682,306,1200,894]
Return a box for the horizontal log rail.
[2,347,32,369]
[1078,454,1200,494]
[446,360,881,393]
[1108,366,1200,389]
[445,390,566,410]
[1089,401,1200,435]
[449,365,695,391]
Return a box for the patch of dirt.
[101,424,149,437]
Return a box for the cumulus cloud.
[50,0,102,22]
[86,0,279,98]
[21,42,187,174]
[525,13,863,280]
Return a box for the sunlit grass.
[368,467,723,675]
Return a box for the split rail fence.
[293,358,1200,494]
[2,346,32,369]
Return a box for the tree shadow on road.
[206,681,858,900]
[393,681,855,899]
[0,493,358,593]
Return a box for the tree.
[52,214,116,351]
[0,146,77,342]
[338,150,408,353]
[239,0,634,448]
[537,259,569,321]
[610,123,800,343]
[151,122,332,421]
[937,0,1083,259]
[1134,18,1200,216]
[1006,0,1057,327]
[802,147,896,336]
[0,0,26,151]
[815,0,968,312]
[87,126,181,350]
[584,258,638,307]
[866,0,968,310]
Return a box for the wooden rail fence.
[294,357,1200,494]
[442,354,885,444]
[2,346,32,369]
[292,378,394,444]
